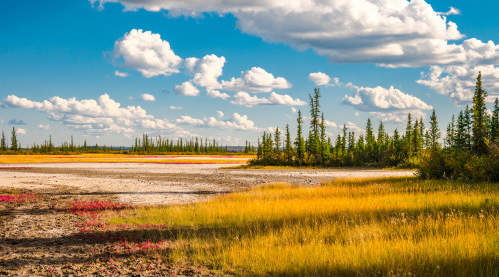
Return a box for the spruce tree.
[10,127,17,151]
[490,98,499,143]
[274,127,281,155]
[405,113,413,154]
[0,131,6,151]
[429,109,440,150]
[472,72,488,155]
[295,110,305,164]
[285,124,293,163]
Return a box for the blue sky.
[1,0,498,146]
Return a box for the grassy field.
[103,177,498,276]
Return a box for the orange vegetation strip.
[0,154,253,164]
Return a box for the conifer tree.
[405,113,413,154]
[0,131,6,151]
[10,127,17,151]
[429,109,440,150]
[285,124,293,163]
[472,72,488,155]
[490,98,498,142]
[274,127,281,155]
[295,110,305,164]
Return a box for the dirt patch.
[0,163,415,205]
[0,186,215,276]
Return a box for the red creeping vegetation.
[0,194,36,202]
[70,200,129,214]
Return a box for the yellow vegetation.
[107,177,498,276]
[0,154,252,164]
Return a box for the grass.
[103,177,498,276]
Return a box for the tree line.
[253,73,498,181]
[0,129,255,155]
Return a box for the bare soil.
[0,161,414,276]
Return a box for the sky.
[1,0,498,146]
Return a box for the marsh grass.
[106,177,498,276]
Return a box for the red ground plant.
[0,194,36,203]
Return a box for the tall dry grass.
[107,177,498,276]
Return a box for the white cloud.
[206,89,230,100]
[309,72,331,86]
[169,105,183,110]
[345,121,363,133]
[185,54,225,90]
[341,78,432,122]
[38,124,50,130]
[175,115,204,126]
[207,113,258,131]
[97,0,472,68]
[324,120,337,128]
[290,107,297,113]
[4,94,186,135]
[438,7,460,16]
[174,112,259,131]
[231,91,305,107]
[141,93,156,101]
[217,110,224,118]
[221,67,291,93]
[175,81,200,96]
[417,39,499,103]
[16,128,27,135]
[114,70,128,77]
[114,29,182,78]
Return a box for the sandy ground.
[0,162,415,205]
[0,159,414,276]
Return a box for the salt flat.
[0,160,415,205]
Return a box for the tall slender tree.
[295,110,305,164]
[10,127,17,151]
[0,131,6,151]
[472,72,488,155]
[490,98,499,143]
[429,109,440,150]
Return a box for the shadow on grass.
[3,200,496,246]
[263,255,498,277]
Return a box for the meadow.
[95,177,499,276]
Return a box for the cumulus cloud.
[175,81,200,96]
[309,72,331,86]
[141,93,156,101]
[324,120,337,128]
[96,0,472,68]
[185,54,225,90]
[417,39,499,103]
[206,89,230,100]
[169,105,183,110]
[175,115,204,126]
[4,94,186,135]
[114,70,128,77]
[231,91,306,107]
[438,7,460,16]
[38,124,50,130]
[341,78,432,122]
[16,128,27,135]
[216,110,224,118]
[175,112,259,131]
[114,29,182,78]
[8,119,26,125]
[221,67,291,93]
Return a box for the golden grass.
[0,154,253,164]
[106,178,499,276]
